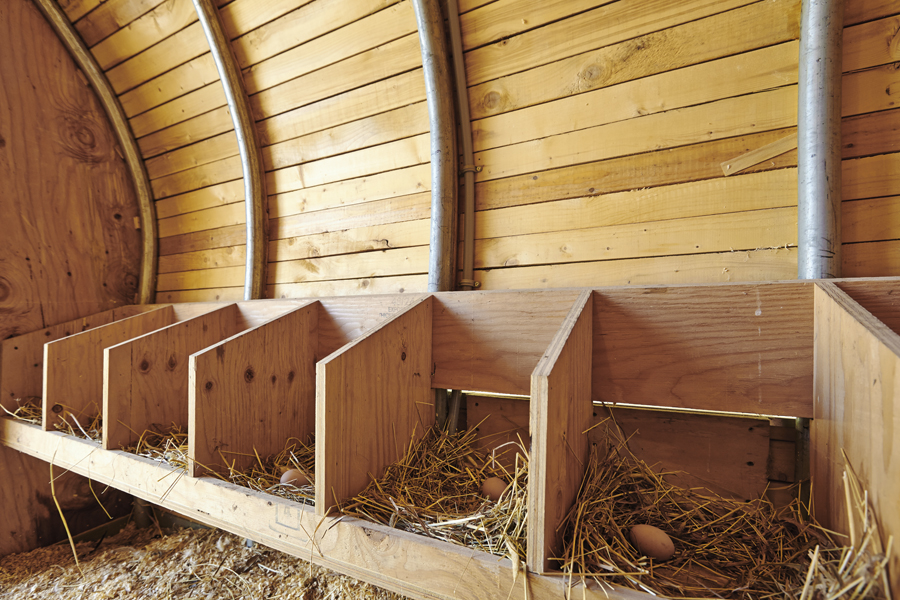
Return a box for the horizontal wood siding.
[840,4,900,277]
[64,0,900,297]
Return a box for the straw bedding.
[2,397,102,442]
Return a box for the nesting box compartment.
[0,280,897,600]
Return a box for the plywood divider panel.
[833,278,900,334]
[1,305,157,411]
[189,301,319,477]
[316,294,427,356]
[593,282,815,417]
[42,307,177,430]
[432,289,584,395]
[528,290,593,572]
[469,396,771,502]
[315,296,433,516]
[812,282,900,594]
[103,304,244,451]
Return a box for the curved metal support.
[413,0,458,293]
[447,0,477,291]
[798,0,844,279]
[32,0,158,304]
[191,0,268,300]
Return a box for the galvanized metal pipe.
[191,0,268,300]
[32,0,158,304]
[412,0,458,293]
[446,0,477,291]
[797,0,844,279]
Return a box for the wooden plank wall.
[60,0,430,302]
[58,0,900,295]
[840,4,900,276]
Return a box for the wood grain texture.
[268,246,428,285]
[464,0,760,85]
[843,14,900,73]
[0,0,142,341]
[43,307,176,430]
[477,248,798,290]
[189,302,318,476]
[592,282,815,417]
[812,283,900,596]
[1,306,155,411]
[270,275,428,300]
[75,0,168,47]
[843,64,900,117]
[468,0,799,120]
[834,278,900,338]
[844,152,900,201]
[315,296,433,515]
[432,289,583,395]
[528,290,592,572]
[103,304,243,451]
[468,396,772,501]
[0,418,655,600]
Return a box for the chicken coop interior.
[1,0,898,597]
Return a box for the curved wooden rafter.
[191,0,269,301]
[31,0,158,304]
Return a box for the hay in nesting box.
[123,423,190,472]
[340,425,529,562]
[223,436,316,507]
[1,397,101,442]
[1,396,42,425]
[0,521,409,600]
[559,429,892,599]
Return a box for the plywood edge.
[41,306,178,431]
[528,290,593,572]
[188,300,320,477]
[0,417,653,600]
[815,282,900,355]
[315,295,434,516]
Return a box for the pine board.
[474,86,797,182]
[76,0,168,46]
[159,245,246,273]
[842,109,900,160]
[476,248,798,290]
[157,266,245,291]
[126,74,223,132]
[159,224,246,255]
[268,246,429,285]
[156,180,244,221]
[469,0,799,120]
[138,106,234,159]
[843,14,900,72]
[269,275,428,299]
[146,131,239,181]
[464,0,763,85]
[270,219,430,263]
[151,155,242,200]
[472,42,798,152]
[844,152,900,201]
[843,64,900,117]
[474,207,797,269]
[844,241,900,278]
[843,195,900,244]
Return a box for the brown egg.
[629,524,675,561]
[481,477,508,502]
[280,469,309,487]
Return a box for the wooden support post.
[812,282,900,595]
[316,296,433,515]
[528,290,593,572]
[103,304,244,451]
[42,307,176,431]
[1,305,155,412]
[189,301,319,477]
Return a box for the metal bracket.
[459,279,481,289]
[460,164,481,175]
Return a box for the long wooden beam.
[0,419,648,600]
[190,0,269,300]
[31,0,158,304]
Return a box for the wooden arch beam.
[31,0,159,304]
[191,0,269,301]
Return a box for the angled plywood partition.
[103,304,245,451]
[432,289,584,395]
[316,295,433,515]
[812,282,900,594]
[592,282,815,417]
[0,305,155,412]
[189,301,319,477]
[528,290,593,572]
[42,306,177,430]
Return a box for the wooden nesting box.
[0,279,897,599]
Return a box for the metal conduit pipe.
[446,0,477,291]
[797,0,844,279]
[33,0,159,305]
[192,0,269,300]
[412,0,458,293]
